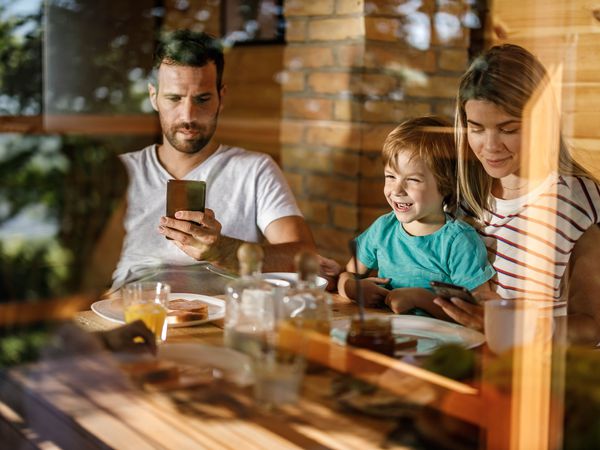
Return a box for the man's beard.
[161,113,219,154]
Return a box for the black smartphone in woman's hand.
[430,280,478,304]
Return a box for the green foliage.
[44,0,157,114]
[0,134,127,302]
[0,240,71,301]
[563,347,600,449]
[0,136,66,226]
[422,344,476,380]
[0,4,43,114]
[1,0,157,116]
[0,325,52,368]
[481,346,600,448]
[0,1,149,369]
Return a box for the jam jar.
[346,315,395,357]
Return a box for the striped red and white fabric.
[479,173,600,301]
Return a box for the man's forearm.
[206,235,243,272]
[262,241,316,273]
[209,235,315,273]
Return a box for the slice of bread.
[166,309,207,325]
[165,299,208,324]
[168,298,208,314]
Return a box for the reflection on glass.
[44,0,158,115]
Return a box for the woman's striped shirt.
[480,173,600,301]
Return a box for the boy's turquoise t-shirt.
[355,212,495,291]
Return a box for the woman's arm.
[436,225,600,343]
[566,224,600,345]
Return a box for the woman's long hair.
[455,44,596,222]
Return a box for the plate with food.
[91,293,225,327]
[330,315,485,357]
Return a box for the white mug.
[484,299,555,354]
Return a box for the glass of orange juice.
[121,281,170,343]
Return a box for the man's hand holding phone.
[159,208,226,260]
[165,180,206,231]
[159,179,231,264]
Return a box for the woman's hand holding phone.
[432,283,499,331]
[430,281,477,304]
[433,296,484,330]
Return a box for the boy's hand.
[359,277,390,307]
[385,289,414,314]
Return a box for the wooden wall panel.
[489,0,600,178]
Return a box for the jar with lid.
[224,243,275,358]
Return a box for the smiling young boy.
[338,116,494,319]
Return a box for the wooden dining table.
[0,288,504,450]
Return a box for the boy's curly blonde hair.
[382,116,457,212]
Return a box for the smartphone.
[430,280,477,304]
[165,180,206,239]
[166,179,206,217]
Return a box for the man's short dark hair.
[153,30,225,90]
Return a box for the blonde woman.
[435,44,600,344]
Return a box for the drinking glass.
[121,281,170,343]
[484,299,555,355]
[252,345,306,409]
[251,303,306,409]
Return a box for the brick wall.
[281,0,472,263]
[164,1,284,161]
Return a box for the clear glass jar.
[346,316,395,357]
[282,274,332,334]
[223,244,275,358]
[280,251,332,334]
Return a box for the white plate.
[330,315,485,356]
[261,272,328,290]
[91,293,225,328]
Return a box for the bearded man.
[113,30,320,287]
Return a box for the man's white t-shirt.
[112,144,302,286]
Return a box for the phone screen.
[166,180,206,218]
